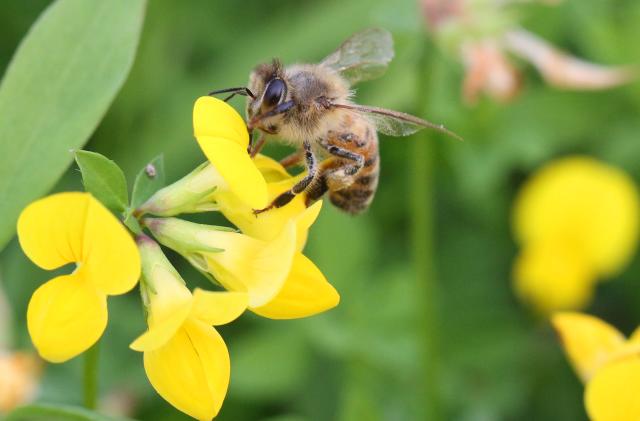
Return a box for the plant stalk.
[410,36,442,421]
[83,341,100,409]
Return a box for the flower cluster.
[553,312,640,421]
[511,156,640,314]
[16,96,339,420]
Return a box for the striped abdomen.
[326,119,380,215]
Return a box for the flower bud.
[144,217,297,308]
[137,163,223,217]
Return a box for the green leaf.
[74,150,128,213]
[0,0,147,250]
[130,155,165,209]
[4,403,134,421]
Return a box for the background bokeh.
[2,0,640,420]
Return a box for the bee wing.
[321,28,394,85]
[333,103,463,140]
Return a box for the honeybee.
[210,28,460,215]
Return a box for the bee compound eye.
[263,78,286,107]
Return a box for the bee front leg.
[253,139,317,215]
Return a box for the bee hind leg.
[253,140,317,215]
[318,141,365,190]
[305,174,328,207]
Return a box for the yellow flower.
[145,202,339,319]
[215,154,320,251]
[512,156,640,314]
[513,239,595,314]
[131,236,247,421]
[194,96,267,209]
[552,312,640,421]
[17,192,140,362]
[139,97,268,216]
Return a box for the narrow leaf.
[5,403,134,421]
[0,0,146,250]
[74,150,128,213]
[130,155,165,209]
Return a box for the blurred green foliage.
[2,0,640,420]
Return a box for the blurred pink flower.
[0,352,42,413]
[461,39,521,104]
[0,286,41,413]
[421,0,637,105]
[504,30,637,90]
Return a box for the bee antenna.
[208,87,255,102]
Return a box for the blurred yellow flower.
[132,236,247,421]
[512,156,639,314]
[17,192,141,362]
[139,97,268,216]
[553,312,640,421]
[0,352,41,413]
[145,202,339,319]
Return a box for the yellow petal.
[513,241,595,315]
[203,222,297,308]
[184,320,230,417]
[218,180,322,251]
[252,253,340,319]
[197,136,267,209]
[82,196,141,295]
[253,154,291,182]
[17,192,140,296]
[216,154,320,248]
[131,240,194,352]
[27,274,107,363]
[629,326,640,344]
[216,177,300,242]
[143,321,229,421]
[193,96,248,147]
[130,299,191,352]
[18,192,90,270]
[551,312,625,382]
[191,289,247,326]
[585,359,640,421]
[513,156,640,276]
[295,200,323,250]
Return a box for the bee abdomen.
[329,165,379,215]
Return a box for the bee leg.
[280,150,304,168]
[305,174,328,207]
[318,141,365,189]
[253,140,317,215]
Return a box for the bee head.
[246,59,293,134]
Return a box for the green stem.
[83,341,100,409]
[410,37,441,420]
